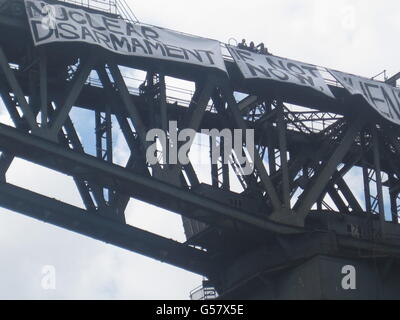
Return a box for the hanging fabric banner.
[329,69,400,125]
[227,45,334,98]
[24,0,227,73]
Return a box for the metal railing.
[190,285,217,300]
[86,71,197,108]
[58,0,398,106]
[59,0,139,22]
[59,0,117,14]
[115,0,139,22]
[56,1,399,91]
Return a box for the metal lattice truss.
[0,0,400,283]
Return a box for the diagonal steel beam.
[0,82,24,128]
[0,182,212,276]
[182,80,215,132]
[0,76,37,183]
[107,62,149,145]
[50,56,96,137]
[96,66,146,167]
[0,152,13,180]
[96,66,148,218]
[54,118,97,212]
[238,95,258,115]
[164,78,215,186]
[0,122,302,235]
[327,184,350,214]
[49,97,103,213]
[0,47,38,130]
[220,83,282,212]
[295,119,363,219]
[174,80,216,186]
[386,72,400,86]
[334,175,363,213]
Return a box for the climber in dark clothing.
[256,42,265,53]
[249,41,256,52]
[238,39,247,49]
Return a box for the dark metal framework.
[0,0,400,298]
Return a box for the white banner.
[329,69,400,125]
[24,0,227,73]
[227,45,334,99]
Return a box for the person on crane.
[249,41,256,52]
[256,42,265,53]
[238,39,247,49]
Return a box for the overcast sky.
[0,0,399,300]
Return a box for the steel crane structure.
[0,0,400,299]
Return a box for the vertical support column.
[143,71,157,129]
[95,107,113,162]
[210,136,230,190]
[265,101,276,176]
[210,135,218,189]
[0,46,38,130]
[389,182,400,224]
[39,48,48,129]
[95,104,113,206]
[158,72,169,167]
[221,138,230,191]
[361,130,373,214]
[372,127,385,220]
[220,83,282,212]
[105,104,113,164]
[95,110,102,160]
[316,193,324,211]
[277,102,290,208]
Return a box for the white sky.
[0,0,399,299]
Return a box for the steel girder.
[0,4,400,284]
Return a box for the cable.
[116,0,139,23]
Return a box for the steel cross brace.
[0,122,303,235]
